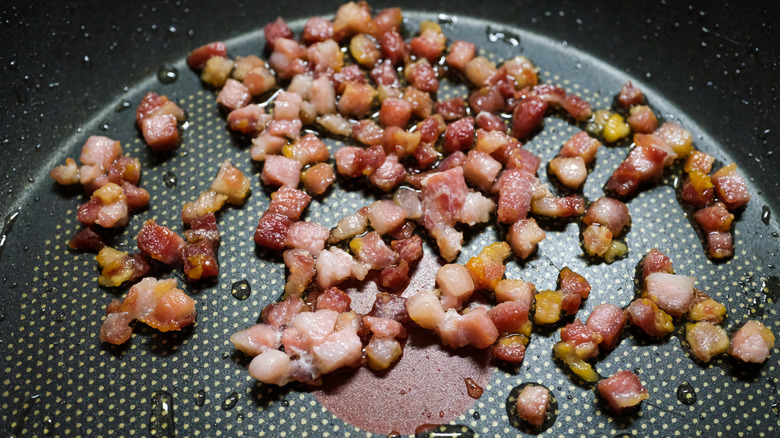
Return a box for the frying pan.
[1,1,778,437]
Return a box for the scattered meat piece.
[201,56,234,87]
[268,186,311,221]
[684,151,715,174]
[315,247,355,288]
[406,289,446,331]
[405,59,439,93]
[368,154,406,191]
[534,290,565,325]
[507,218,546,259]
[438,151,466,171]
[680,170,715,207]
[492,334,529,363]
[597,370,649,414]
[489,300,532,336]
[685,321,729,362]
[137,219,185,266]
[301,17,334,45]
[512,96,547,140]
[230,323,281,356]
[285,133,329,166]
[465,242,511,292]
[350,231,397,271]
[605,139,670,198]
[627,105,658,133]
[99,278,196,345]
[365,200,407,235]
[187,41,228,70]
[268,38,307,80]
[549,156,587,189]
[463,150,502,192]
[409,21,446,63]
[583,197,631,237]
[627,298,674,338]
[445,40,476,71]
[78,183,129,228]
[643,272,696,318]
[232,55,265,81]
[464,57,496,88]
[420,167,469,261]
[335,145,385,178]
[529,188,585,218]
[556,132,600,164]
[728,320,775,363]
[286,221,329,256]
[552,338,599,382]
[435,97,467,122]
[315,287,352,313]
[641,248,674,279]
[710,163,751,210]
[687,290,726,324]
[497,169,535,224]
[557,268,590,299]
[217,79,251,111]
[338,81,376,118]
[250,132,287,161]
[264,17,294,51]
[51,158,81,185]
[438,307,499,349]
[515,385,551,428]
[349,33,381,68]
[262,296,307,332]
[181,191,228,225]
[184,213,220,245]
[583,305,624,352]
[69,227,106,252]
[560,319,602,360]
[468,86,504,114]
[210,160,250,204]
[141,114,180,152]
[352,119,384,146]
[262,155,302,188]
[436,264,475,311]
[459,192,494,226]
[282,249,315,297]
[301,163,336,196]
[443,117,475,153]
[254,212,294,251]
[96,247,151,287]
[475,111,506,132]
[365,335,404,370]
[617,81,644,108]
[655,121,693,157]
[181,238,219,282]
[136,92,186,126]
[243,64,277,96]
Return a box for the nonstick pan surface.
[1,1,778,437]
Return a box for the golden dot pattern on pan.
[1,14,779,438]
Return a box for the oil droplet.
[157,65,179,84]
[43,416,54,436]
[222,352,229,359]
[82,55,92,69]
[163,171,177,188]
[0,208,22,261]
[472,411,480,420]
[437,14,456,28]
[762,205,771,225]
[231,280,251,300]
[464,377,483,399]
[98,120,110,131]
[115,100,132,112]
[236,414,244,421]
[758,128,771,140]
[676,383,697,405]
[486,26,520,46]
[195,389,205,407]
[0,314,5,322]
[148,391,175,438]
[221,392,239,410]
[281,399,290,407]
[672,174,682,189]
[771,400,779,415]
